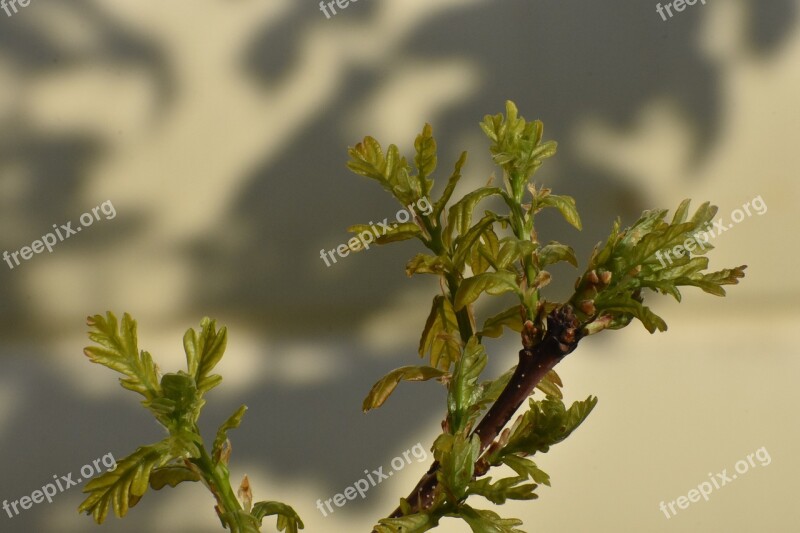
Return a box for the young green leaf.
[501,396,598,457]
[501,455,551,486]
[433,151,468,220]
[419,295,461,371]
[213,405,248,463]
[406,253,451,276]
[414,123,437,192]
[347,222,423,248]
[437,434,481,501]
[375,512,440,533]
[148,465,201,490]
[535,369,563,399]
[454,272,521,311]
[537,242,578,268]
[363,366,448,412]
[495,237,536,270]
[183,317,227,394]
[467,475,538,505]
[447,187,503,239]
[84,312,160,402]
[146,372,204,430]
[452,213,507,270]
[536,194,582,230]
[347,137,419,205]
[252,501,305,533]
[79,439,175,524]
[448,337,488,433]
[455,505,524,533]
[478,306,523,339]
[469,228,500,275]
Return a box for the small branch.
[383,306,582,521]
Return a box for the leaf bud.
[579,299,596,316]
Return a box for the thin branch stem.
[383,306,582,521]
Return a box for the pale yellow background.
[0,0,798,532]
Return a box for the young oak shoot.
[78,312,303,533]
[348,101,745,532]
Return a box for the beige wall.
[0,0,798,531]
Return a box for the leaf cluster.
[348,102,745,532]
[80,312,302,533]
[359,104,583,414]
[571,200,746,333]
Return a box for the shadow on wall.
[171,0,797,494]
[199,0,797,329]
[0,1,796,526]
[0,0,173,335]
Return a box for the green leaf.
[406,253,451,276]
[501,455,551,486]
[467,475,538,505]
[213,405,248,462]
[148,465,200,490]
[437,434,480,500]
[481,101,558,194]
[447,187,503,241]
[419,296,461,371]
[452,213,506,270]
[252,501,305,533]
[501,396,598,457]
[494,237,536,270]
[670,198,692,224]
[363,365,447,412]
[537,242,578,268]
[146,372,204,429]
[183,317,227,394]
[347,137,419,204]
[448,337,488,433]
[596,296,668,333]
[218,510,262,533]
[84,312,160,402]
[347,222,423,248]
[375,512,440,533]
[454,272,521,311]
[456,505,525,533]
[538,194,582,230]
[627,220,696,269]
[434,151,468,220]
[469,228,500,275]
[479,306,523,339]
[414,123,437,193]
[674,265,747,297]
[577,199,745,333]
[79,439,175,524]
[535,369,563,399]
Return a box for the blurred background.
[1,0,799,531]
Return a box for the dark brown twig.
[383,306,582,522]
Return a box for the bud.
[521,320,538,348]
[238,474,252,512]
[599,270,612,285]
[579,299,596,316]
